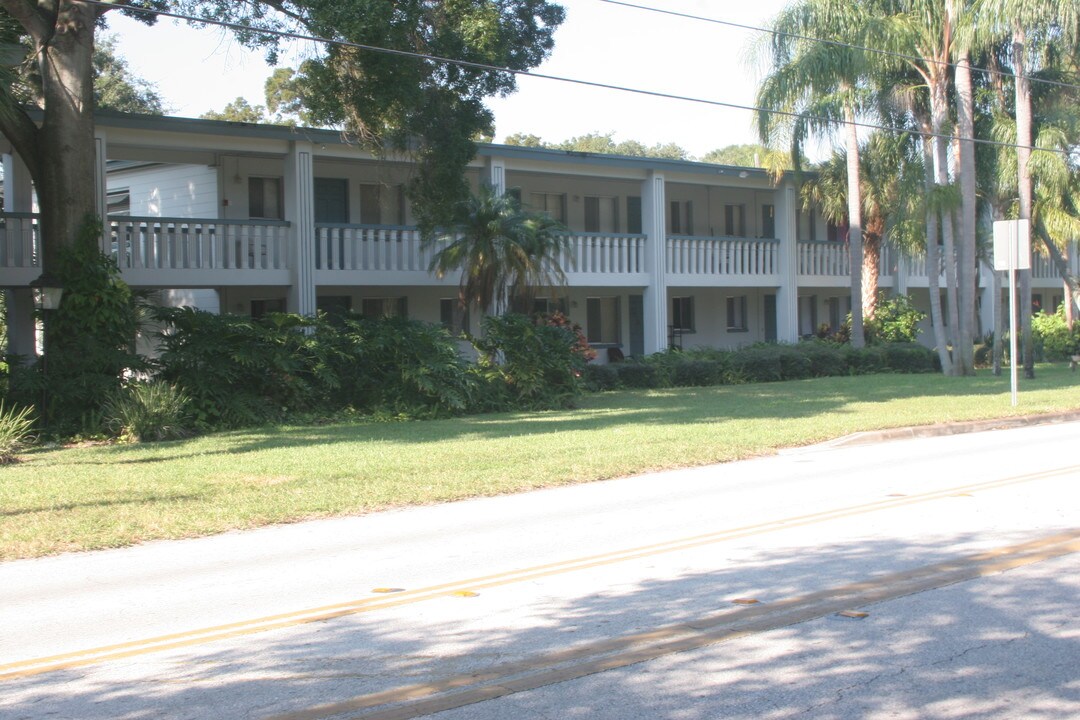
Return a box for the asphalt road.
[1,420,1078,719]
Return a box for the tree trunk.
[0,1,99,270]
[931,77,960,366]
[863,223,883,320]
[1014,23,1035,379]
[844,106,864,349]
[955,52,977,375]
[923,136,953,374]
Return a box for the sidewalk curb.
[785,410,1080,454]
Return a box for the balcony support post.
[2,150,36,358]
[486,157,506,196]
[642,171,667,353]
[285,141,316,317]
[94,127,108,253]
[775,180,799,343]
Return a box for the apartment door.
[764,294,777,342]
[314,178,348,269]
[628,294,644,357]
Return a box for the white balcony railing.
[0,213,40,269]
[111,217,289,271]
[315,226,647,277]
[568,233,645,275]
[798,241,850,277]
[668,235,779,276]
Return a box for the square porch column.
[285,141,316,316]
[486,157,507,196]
[774,180,800,343]
[3,150,36,358]
[94,127,108,252]
[642,170,668,353]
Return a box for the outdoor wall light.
[29,273,64,311]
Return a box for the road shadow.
[2,530,1076,719]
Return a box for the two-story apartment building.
[2,112,1073,361]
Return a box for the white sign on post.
[993,219,1031,271]
[992,219,1031,407]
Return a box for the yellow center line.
[268,530,1080,720]
[1,464,1076,681]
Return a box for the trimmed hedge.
[592,341,939,392]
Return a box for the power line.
[598,0,1080,94]
[83,0,1070,158]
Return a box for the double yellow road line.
[2,465,1077,684]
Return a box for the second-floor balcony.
[1,213,1072,291]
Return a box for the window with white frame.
[361,297,408,319]
[671,296,694,332]
[669,200,693,235]
[358,184,382,224]
[532,297,569,315]
[586,296,621,344]
[529,192,566,223]
[248,176,284,219]
[585,196,618,233]
[439,298,469,333]
[726,295,748,332]
[106,187,131,216]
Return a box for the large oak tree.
[0,0,565,275]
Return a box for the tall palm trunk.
[1013,22,1035,379]
[954,51,978,375]
[862,222,883,320]
[923,135,953,374]
[844,105,865,349]
[930,77,961,361]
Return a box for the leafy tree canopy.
[94,35,164,115]
[201,97,269,124]
[0,0,566,236]
[503,131,690,160]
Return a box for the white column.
[3,150,36,358]
[486,157,506,195]
[3,151,33,213]
[775,180,799,343]
[642,171,668,353]
[94,127,109,251]
[285,141,316,316]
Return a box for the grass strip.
[3,366,1079,560]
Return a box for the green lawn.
[4,365,1080,560]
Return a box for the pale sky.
[107,0,804,160]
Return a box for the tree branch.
[0,0,51,41]
[0,80,41,183]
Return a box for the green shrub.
[615,361,662,389]
[474,313,586,409]
[879,343,938,373]
[671,359,725,387]
[730,344,786,383]
[0,402,34,463]
[152,308,316,428]
[866,293,925,344]
[582,364,620,392]
[1031,306,1076,361]
[798,340,850,377]
[343,315,476,416]
[845,345,888,374]
[36,217,146,435]
[102,381,191,442]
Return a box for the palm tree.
[977,0,1080,376]
[427,186,571,318]
[803,130,925,322]
[974,0,1079,372]
[756,0,882,348]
